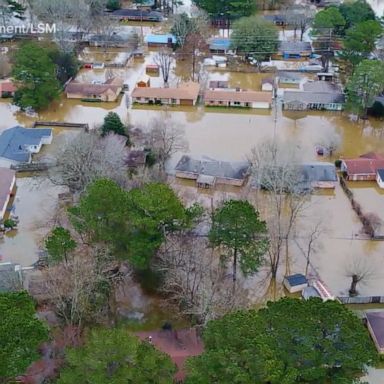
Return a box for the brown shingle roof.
[0,167,15,215]
[204,89,272,103]
[342,158,384,175]
[65,78,123,97]
[131,81,200,101]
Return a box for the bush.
[334,159,342,168]
[3,219,16,229]
[106,0,121,11]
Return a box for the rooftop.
[285,273,307,286]
[279,40,312,54]
[302,81,342,93]
[204,89,273,103]
[0,126,52,162]
[377,169,384,180]
[209,37,231,50]
[342,158,384,175]
[300,162,337,183]
[283,90,345,104]
[366,311,384,350]
[65,78,123,97]
[132,82,200,101]
[145,34,176,44]
[111,9,162,19]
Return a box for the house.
[0,126,52,165]
[136,329,204,382]
[136,74,150,88]
[208,80,229,89]
[317,72,335,82]
[283,90,345,111]
[209,38,231,54]
[277,41,312,59]
[377,169,384,188]
[341,153,384,181]
[175,155,250,187]
[299,162,338,189]
[283,274,308,293]
[261,78,275,92]
[302,80,342,93]
[111,9,163,22]
[366,311,384,353]
[204,89,273,109]
[131,82,200,106]
[65,78,123,102]
[0,262,23,292]
[145,34,176,48]
[0,80,16,98]
[0,168,16,220]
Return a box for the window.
[234,101,241,106]
[171,98,176,104]
[219,101,223,105]
[145,97,149,101]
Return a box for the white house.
[377,169,384,189]
[0,168,16,220]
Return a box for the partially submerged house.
[341,153,384,181]
[283,274,308,293]
[283,90,345,111]
[209,38,231,54]
[0,126,52,165]
[204,89,273,109]
[0,80,16,98]
[65,78,123,102]
[299,162,338,189]
[111,9,163,22]
[366,311,384,353]
[276,41,312,60]
[0,167,16,220]
[131,82,200,106]
[175,155,250,188]
[145,34,176,48]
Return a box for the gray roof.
[302,81,342,93]
[0,126,52,162]
[175,155,250,180]
[300,162,337,183]
[377,169,384,180]
[0,263,23,292]
[279,41,312,54]
[366,311,384,349]
[283,91,345,105]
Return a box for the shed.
[283,274,308,293]
[377,169,384,189]
[146,64,160,75]
[209,80,229,89]
[209,38,231,54]
[317,72,334,81]
[136,74,150,88]
[145,34,176,47]
[196,174,216,189]
[366,311,384,353]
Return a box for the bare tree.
[154,232,249,325]
[148,115,188,171]
[48,131,129,193]
[250,139,310,278]
[345,254,378,296]
[285,5,314,41]
[365,212,383,236]
[154,49,173,86]
[317,128,341,157]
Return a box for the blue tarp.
[145,34,176,44]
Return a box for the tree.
[45,226,76,264]
[312,6,346,33]
[49,49,79,84]
[101,112,129,141]
[186,298,377,384]
[49,131,129,193]
[154,50,173,86]
[171,12,198,47]
[57,327,175,383]
[231,16,278,63]
[346,60,384,117]
[209,200,268,283]
[285,5,314,41]
[342,20,383,67]
[0,292,48,380]
[0,53,11,79]
[338,0,375,30]
[12,42,61,110]
[106,0,120,11]
[148,116,188,171]
[193,0,256,20]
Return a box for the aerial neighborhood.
[2,0,384,382]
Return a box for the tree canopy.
[45,226,77,264]
[101,112,128,139]
[312,6,346,33]
[338,0,376,30]
[346,59,384,116]
[186,298,377,384]
[12,42,61,111]
[57,327,176,384]
[231,15,278,62]
[209,200,268,282]
[193,0,256,20]
[0,292,48,380]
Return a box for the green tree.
[342,20,383,67]
[0,292,48,380]
[106,0,121,11]
[45,226,77,264]
[186,298,377,384]
[231,16,278,63]
[50,50,79,84]
[339,0,376,30]
[101,112,129,142]
[346,60,384,117]
[12,42,61,111]
[209,200,268,282]
[312,6,346,33]
[57,327,176,384]
[193,0,256,20]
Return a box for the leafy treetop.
[193,0,256,20]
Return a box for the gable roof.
[111,9,162,19]
[0,81,16,94]
[0,167,15,214]
[0,126,52,162]
[204,89,272,104]
[175,155,250,180]
[132,82,200,101]
[342,158,384,176]
[145,34,176,44]
[283,90,345,104]
[302,81,342,93]
[300,162,337,183]
[377,169,384,180]
[65,79,123,97]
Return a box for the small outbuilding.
[209,38,231,54]
[136,74,151,88]
[145,34,176,48]
[283,274,308,293]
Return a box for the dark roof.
[284,273,307,286]
[279,41,312,54]
[283,91,345,104]
[300,162,337,183]
[175,155,250,180]
[209,80,229,89]
[366,311,384,349]
[0,263,22,292]
[0,126,52,162]
[111,9,162,20]
[377,169,384,180]
[209,38,231,51]
[302,81,342,93]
